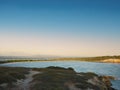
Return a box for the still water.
[0,61,120,90]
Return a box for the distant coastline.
[0,55,120,64]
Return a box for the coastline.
[0,66,116,90]
[0,55,120,64]
[0,59,120,64]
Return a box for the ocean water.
[0,61,120,90]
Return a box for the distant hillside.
[52,55,120,63]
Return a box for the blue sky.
[0,0,120,56]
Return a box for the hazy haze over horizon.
[0,0,120,57]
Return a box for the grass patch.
[31,66,102,90]
[0,67,29,84]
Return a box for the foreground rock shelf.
[0,66,115,90]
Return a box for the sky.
[0,0,120,57]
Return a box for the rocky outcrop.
[0,66,116,90]
[31,67,115,90]
[87,75,116,90]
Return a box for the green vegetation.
[0,67,29,84]
[0,59,66,64]
[0,59,51,64]
[0,66,115,90]
[31,66,112,90]
[53,55,120,62]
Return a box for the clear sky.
[0,0,120,56]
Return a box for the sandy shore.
[102,59,120,63]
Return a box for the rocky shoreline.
[0,66,116,90]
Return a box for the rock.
[99,76,116,90]
[0,66,116,90]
